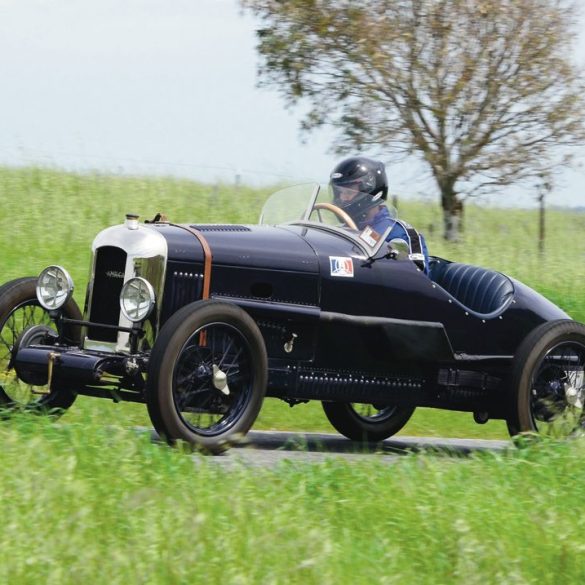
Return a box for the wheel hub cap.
[212,364,230,395]
[565,383,584,409]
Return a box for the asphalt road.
[188,431,511,468]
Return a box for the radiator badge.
[106,270,125,279]
[329,257,354,278]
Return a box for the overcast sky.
[0,0,584,207]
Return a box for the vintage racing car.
[1,184,584,451]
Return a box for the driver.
[330,156,429,273]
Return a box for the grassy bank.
[0,165,583,439]
[1,166,583,322]
[1,416,584,584]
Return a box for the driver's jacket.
[359,205,430,274]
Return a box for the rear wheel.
[0,277,82,414]
[322,401,415,442]
[146,300,267,453]
[507,320,585,439]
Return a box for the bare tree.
[242,0,585,240]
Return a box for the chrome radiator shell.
[83,224,168,353]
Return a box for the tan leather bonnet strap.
[169,224,213,300]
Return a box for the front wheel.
[0,277,82,414]
[322,401,415,442]
[506,320,585,439]
[146,300,267,453]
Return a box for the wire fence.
[0,146,318,189]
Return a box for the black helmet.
[329,157,388,223]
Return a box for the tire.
[0,276,82,414]
[146,300,267,453]
[322,401,415,442]
[506,320,585,439]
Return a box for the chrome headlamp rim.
[119,277,156,323]
[36,265,74,311]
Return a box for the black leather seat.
[429,260,515,317]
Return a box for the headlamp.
[36,265,74,311]
[119,277,155,323]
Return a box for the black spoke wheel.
[147,300,267,453]
[507,320,585,439]
[0,277,82,414]
[322,401,415,442]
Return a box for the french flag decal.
[329,256,354,277]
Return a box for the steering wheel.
[313,203,358,230]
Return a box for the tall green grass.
[1,165,583,439]
[1,416,585,584]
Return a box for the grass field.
[1,415,585,584]
[1,165,584,439]
[2,166,585,583]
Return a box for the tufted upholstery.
[429,260,515,316]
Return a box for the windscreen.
[259,183,395,258]
[258,183,319,226]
